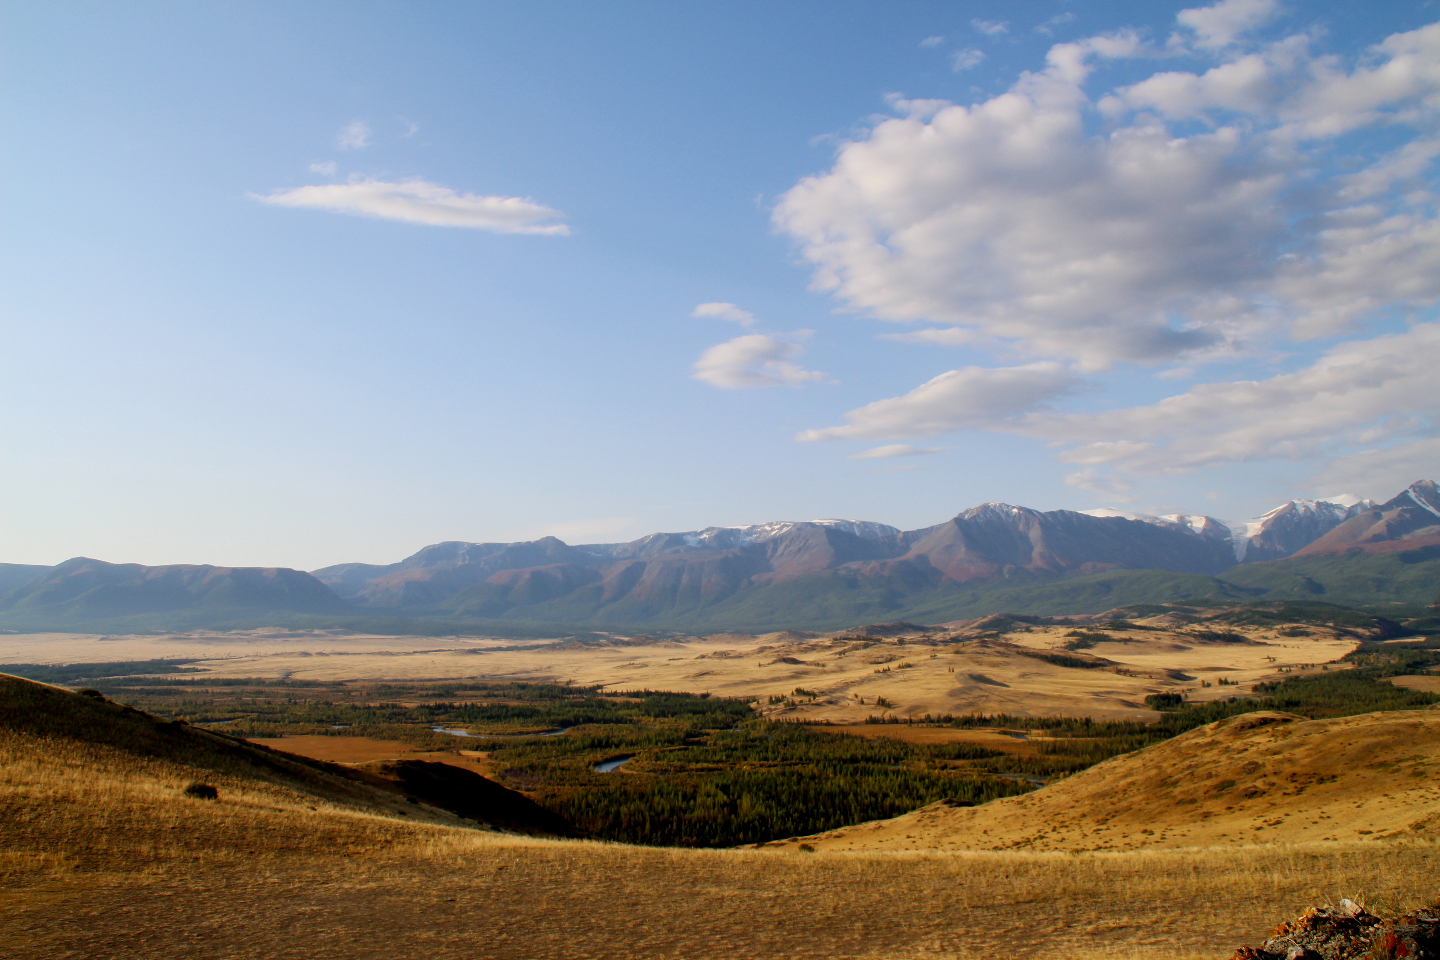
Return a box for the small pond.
[592,756,634,773]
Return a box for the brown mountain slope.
[784,710,1440,853]
[1296,480,1440,556]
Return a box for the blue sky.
[3,0,1438,569]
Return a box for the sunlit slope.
[0,674,488,870]
[791,710,1440,852]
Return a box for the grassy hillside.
[1219,546,1440,611]
[4,547,1433,635]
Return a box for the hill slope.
[792,710,1440,852]
[0,557,347,629]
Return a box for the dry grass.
[797,710,1440,853]
[0,618,1359,723]
[4,712,1439,960]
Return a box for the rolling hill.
[787,709,1440,852]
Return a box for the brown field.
[792,710,1440,853]
[827,723,1053,756]
[1391,674,1440,693]
[247,734,498,777]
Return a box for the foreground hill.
[789,710,1440,852]
[5,676,1439,959]
[0,674,564,843]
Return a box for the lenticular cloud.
[254,178,569,235]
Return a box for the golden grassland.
[0,616,1361,722]
[2,677,1438,959]
[791,710,1440,853]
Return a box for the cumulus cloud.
[952,49,986,71]
[1035,322,1440,476]
[252,178,569,234]
[1175,0,1279,51]
[693,335,827,389]
[692,302,758,326]
[773,12,1440,370]
[797,363,1079,441]
[848,444,945,459]
[336,120,372,150]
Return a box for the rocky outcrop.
[1229,898,1439,960]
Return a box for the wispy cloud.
[692,302,758,327]
[1034,12,1075,36]
[693,334,826,389]
[252,178,570,234]
[972,19,1009,36]
[920,35,946,48]
[848,444,945,459]
[798,363,1079,441]
[336,120,372,150]
[308,161,337,176]
[952,49,986,71]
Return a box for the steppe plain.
[0,614,1360,721]
[3,612,1437,960]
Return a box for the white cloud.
[1175,0,1279,51]
[252,178,570,234]
[880,327,983,346]
[773,12,1440,370]
[1037,322,1440,476]
[1310,437,1440,501]
[920,36,945,48]
[308,161,337,176]
[797,362,1079,441]
[1035,12,1076,37]
[693,335,827,389]
[952,49,986,71]
[1064,468,1137,503]
[336,120,372,150]
[972,19,1008,36]
[848,444,945,459]
[692,302,758,327]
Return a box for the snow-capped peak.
[680,518,899,548]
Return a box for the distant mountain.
[0,563,50,595]
[6,482,1433,634]
[1231,497,1376,562]
[1294,480,1440,556]
[0,558,345,627]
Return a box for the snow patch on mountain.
[679,519,900,549]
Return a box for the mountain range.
[3,480,1436,633]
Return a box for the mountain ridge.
[3,481,1434,632]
